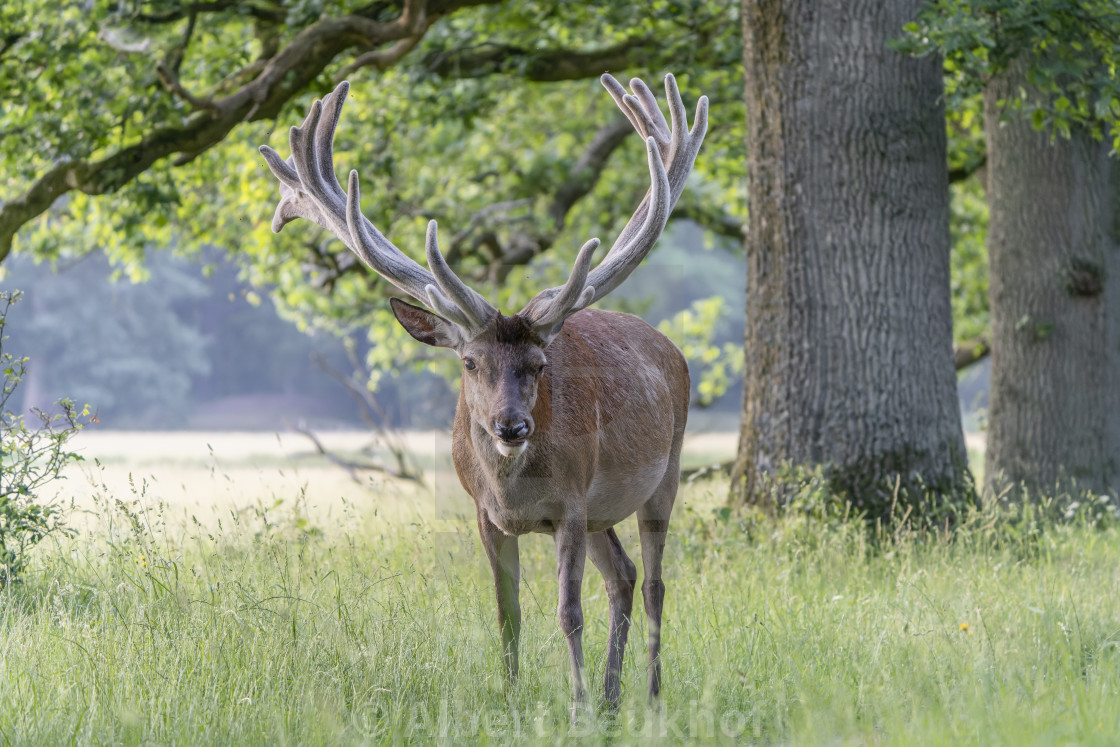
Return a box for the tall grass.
[1,458,1118,744]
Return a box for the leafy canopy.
[897,0,1120,144]
[1,0,746,395]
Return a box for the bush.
[0,290,83,585]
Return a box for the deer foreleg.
[479,510,520,683]
[554,514,588,719]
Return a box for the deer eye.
[463,358,477,371]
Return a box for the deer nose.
[493,419,530,442]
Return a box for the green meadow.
[1,432,1117,744]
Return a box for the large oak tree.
[902,0,1120,499]
[984,59,1120,498]
[730,0,971,513]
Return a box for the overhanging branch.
[948,154,986,185]
[422,36,662,82]
[336,32,427,80]
[547,117,633,228]
[0,0,441,261]
[445,116,639,283]
[954,335,990,370]
[672,200,746,241]
[0,0,710,263]
[135,0,285,25]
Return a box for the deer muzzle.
[493,418,532,444]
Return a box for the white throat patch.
[494,440,527,458]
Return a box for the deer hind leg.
[478,510,520,684]
[586,528,637,707]
[637,454,681,704]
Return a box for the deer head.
[259,74,708,457]
[390,297,546,456]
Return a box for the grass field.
[1,430,1118,744]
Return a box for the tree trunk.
[983,59,1120,499]
[730,0,970,514]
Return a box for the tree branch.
[0,0,452,261]
[671,199,746,241]
[157,61,220,112]
[336,30,427,80]
[422,36,663,82]
[3,0,698,264]
[681,460,733,482]
[445,199,535,260]
[285,418,422,484]
[948,154,987,184]
[954,335,990,370]
[547,116,633,228]
[311,348,422,482]
[135,0,284,25]
[164,8,199,76]
[453,116,639,283]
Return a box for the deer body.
[453,309,689,536]
[260,73,706,717]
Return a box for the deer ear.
[390,298,463,349]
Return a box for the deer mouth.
[494,438,528,457]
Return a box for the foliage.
[0,291,83,585]
[2,0,746,399]
[658,296,743,406]
[896,0,1120,145]
[2,444,1119,742]
[895,0,1120,350]
[1,0,744,271]
[949,178,990,343]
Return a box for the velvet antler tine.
[691,95,710,138]
[424,284,471,328]
[622,94,660,143]
[530,238,600,329]
[645,135,672,228]
[664,74,687,149]
[630,78,670,142]
[601,74,647,139]
[312,81,349,200]
[258,146,302,192]
[317,83,348,160]
[344,170,373,258]
[518,74,706,339]
[343,170,419,302]
[290,101,325,200]
[259,81,498,336]
[603,136,671,267]
[425,220,491,330]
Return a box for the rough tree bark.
[730,0,970,513]
[983,59,1120,499]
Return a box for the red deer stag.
[259,74,707,715]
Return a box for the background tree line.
[0,228,744,428]
[1,0,1117,513]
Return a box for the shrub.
[0,290,83,585]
